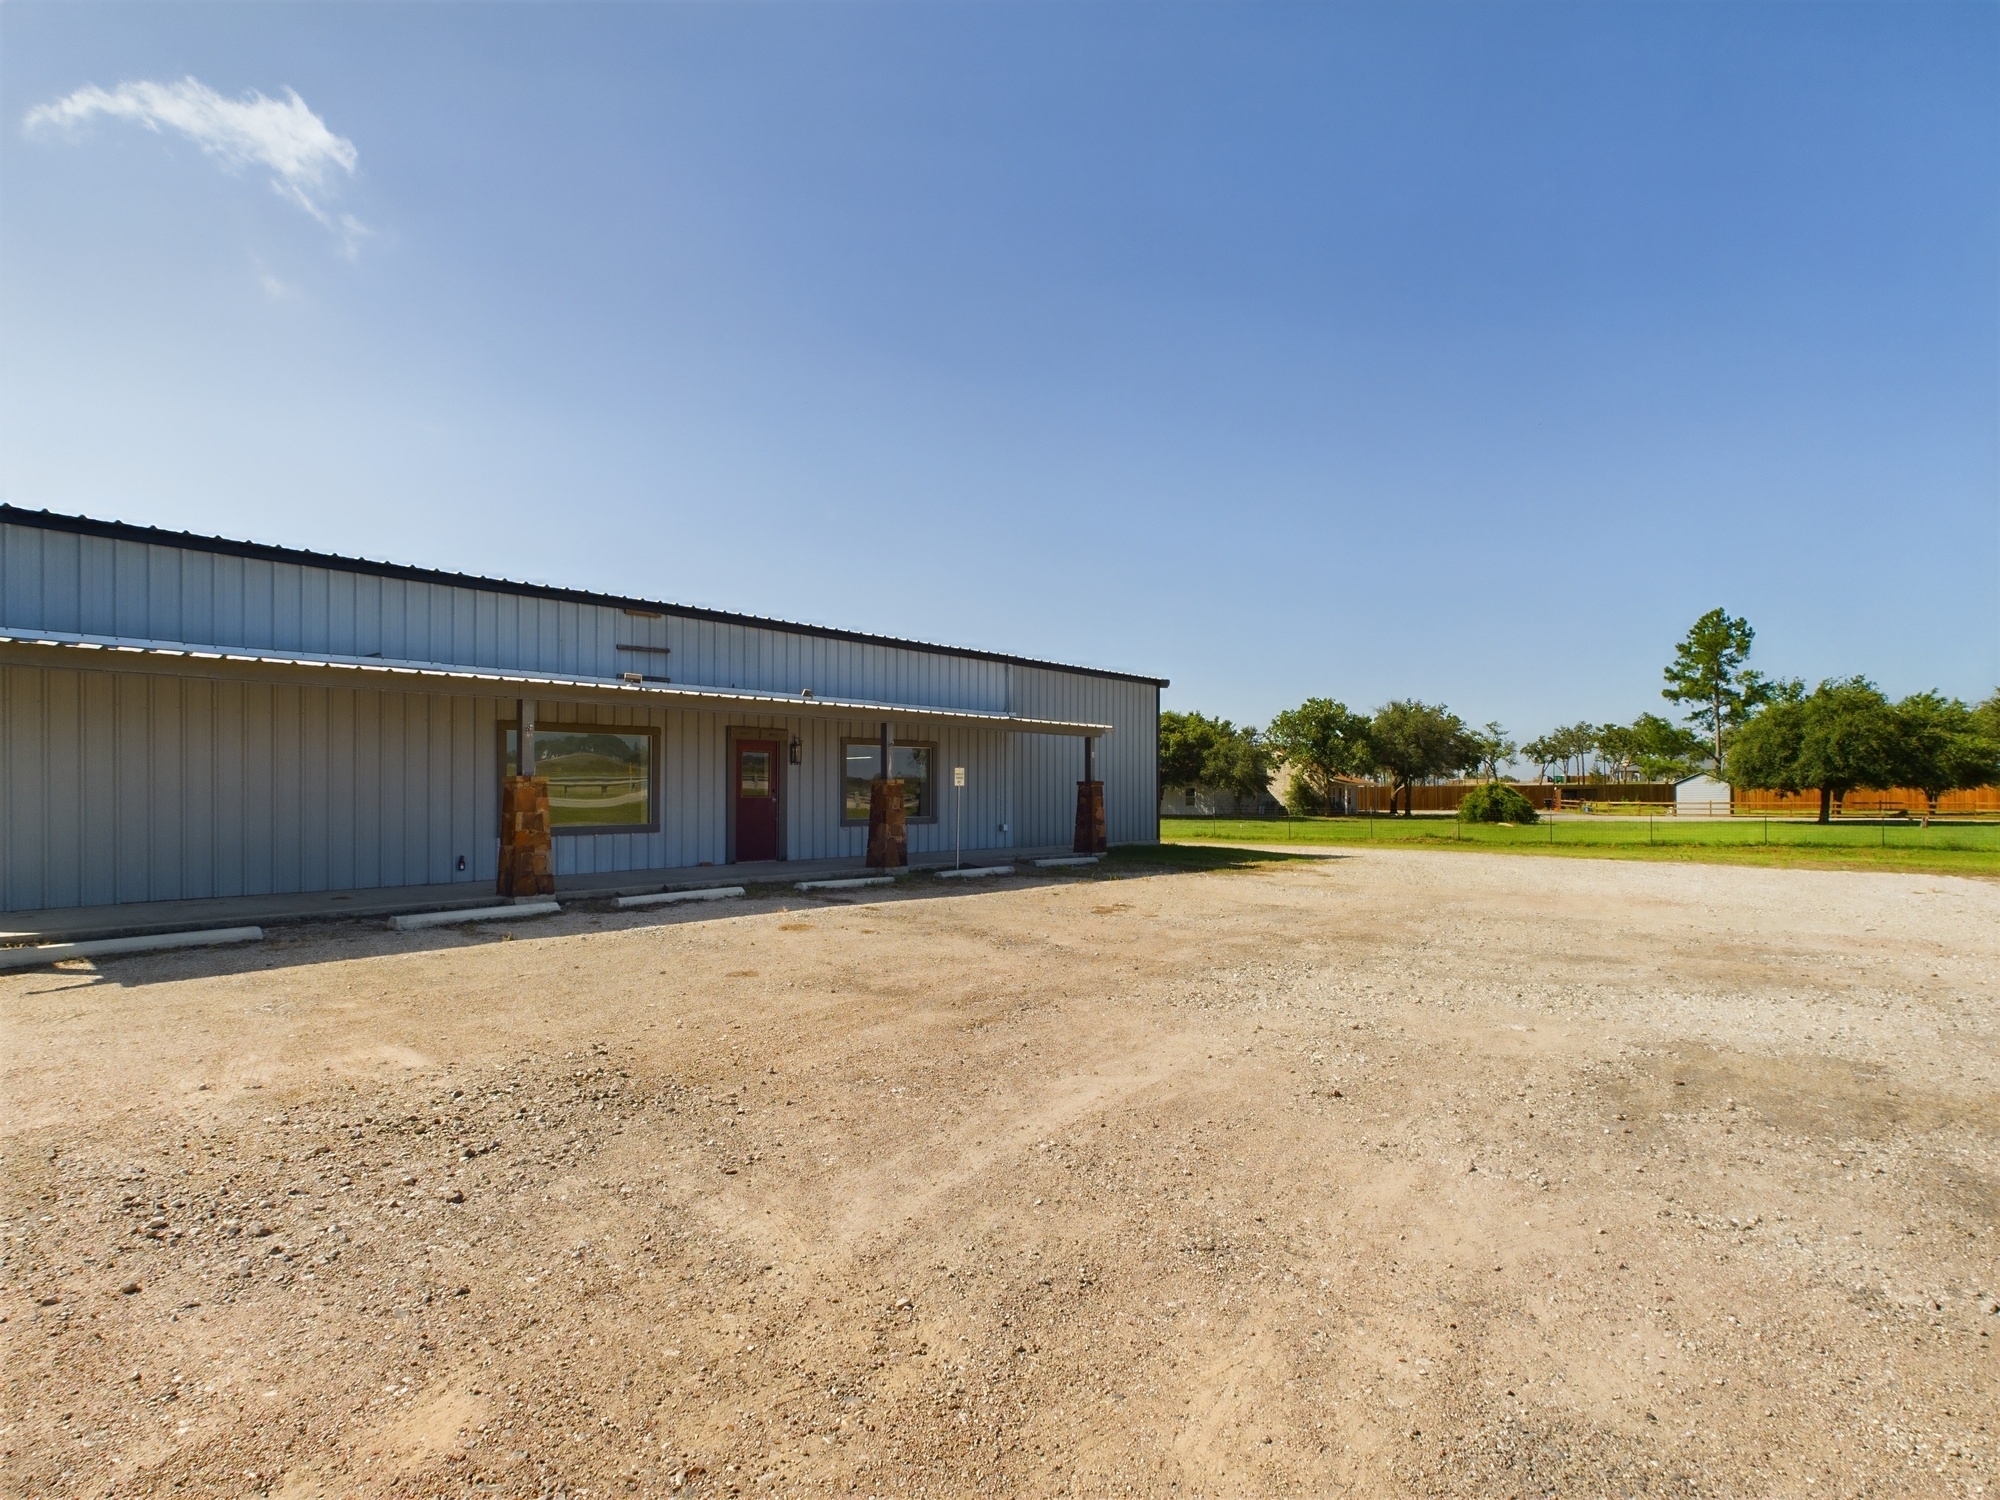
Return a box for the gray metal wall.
[0,522,1159,914]
[0,664,1057,911]
[0,521,1017,710]
[1007,665,1158,849]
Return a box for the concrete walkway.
[0,846,1078,944]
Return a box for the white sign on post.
[953,766,966,787]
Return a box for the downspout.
[1153,684,1162,846]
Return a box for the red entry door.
[735,740,780,862]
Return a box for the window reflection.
[504,727,654,829]
[842,741,934,822]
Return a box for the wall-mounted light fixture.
[788,735,802,765]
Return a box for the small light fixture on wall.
[788,735,802,765]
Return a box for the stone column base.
[1074,780,1106,854]
[499,775,555,896]
[867,778,908,868]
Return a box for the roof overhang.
[0,632,1114,736]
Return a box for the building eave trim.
[0,631,1114,736]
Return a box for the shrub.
[1281,773,1323,817]
[1458,782,1539,824]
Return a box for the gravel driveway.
[4,849,1994,1497]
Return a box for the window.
[841,740,935,824]
[503,724,657,832]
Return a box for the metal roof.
[0,505,1170,689]
[0,630,1116,736]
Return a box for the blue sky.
[4,2,1995,739]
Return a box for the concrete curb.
[796,876,897,892]
[0,926,265,972]
[388,902,561,932]
[1033,856,1102,868]
[615,887,746,909]
[937,865,1014,879]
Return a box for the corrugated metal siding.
[1,525,1160,913]
[1006,666,1158,845]
[0,663,1078,911]
[2,664,498,910]
[1,522,1019,712]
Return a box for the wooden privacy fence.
[1330,781,1677,814]
[1731,785,2000,817]
[1277,779,1999,818]
[1396,783,1997,816]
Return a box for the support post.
[1074,735,1106,854]
[518,698,537,777]
[866,720,907,869]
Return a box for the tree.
[1158,712,1270,808]
[1158,711,1227,794]
[1266,698,1372,814]
[1520,732,1562,782]
[1209,725,1273,806]
[1975,690,2000,745]
[1796,679,1902,823]
[1894,692,2000,823]
[1628,712,1709,781]
[1598,713,1706,783]
[1523,722,1598,781]
[1470,722,1516,780]
[1662,608,1771,777]
[1731,678,1898,823]
[1727,684,1808,803]
[1595,723,1640,782]
[1368,701,1479,817]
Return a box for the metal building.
[0,507,1164,918]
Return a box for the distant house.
[1175,760,1387,818]
[1159,783,1284,818]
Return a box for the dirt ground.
[3,848,1996,1499]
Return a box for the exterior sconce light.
[788,735,802,765]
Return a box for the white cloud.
[25,76,363,240]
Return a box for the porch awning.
[0,630,1114,736]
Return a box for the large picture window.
[841,740,936,824]
[503,724,658,832]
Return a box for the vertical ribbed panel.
[1006,666,1158,846]
[0,522,1026,711]
[0,521,1162,914]
[2,664,1131,912]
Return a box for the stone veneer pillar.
[499,776,555,896]
[866,779,908,869]
[1073,781,1106,855]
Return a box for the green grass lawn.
[1157,814,2000,879]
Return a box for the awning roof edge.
[0,630,1115,736]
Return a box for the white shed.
[1675,774,1732,816]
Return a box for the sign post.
[953,765,966,869]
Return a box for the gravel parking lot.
[3,849,1995,1498]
